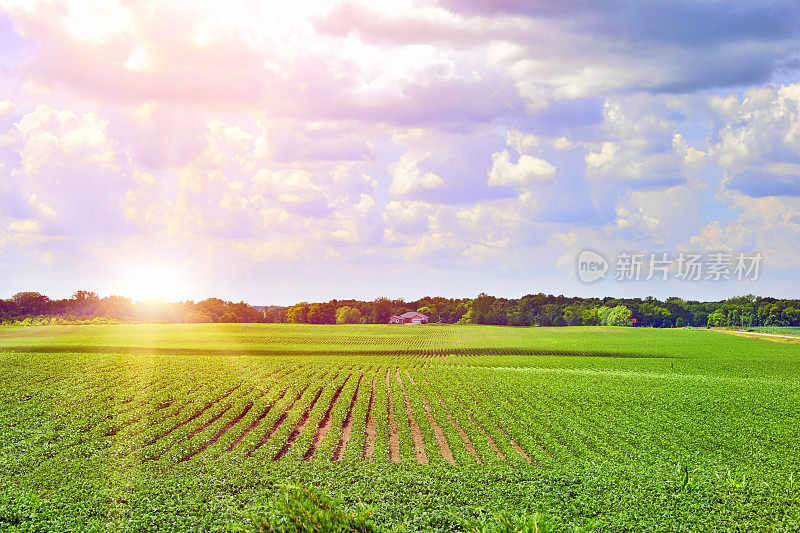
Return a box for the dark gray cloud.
[314,0,800,108]
[440,0,800,48]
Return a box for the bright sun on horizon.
[116,263,189,302]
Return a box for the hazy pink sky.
[1,0,800,304]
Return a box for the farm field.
[2,324,800,531]
[742,326,800,337]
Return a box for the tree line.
[0,291,264,325]
[457,293,800,327]
[2,291,799,328]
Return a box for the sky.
[1,0,800,305]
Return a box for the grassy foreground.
[2,324,799,531]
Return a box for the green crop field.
[743,327,800,337]
[2,324,800,531]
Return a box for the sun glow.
[117,263,189,302]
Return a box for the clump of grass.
[239,487,576,533]
[238,485,390,533]
[463,509,601,533]
[467,512,555,533]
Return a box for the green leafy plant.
[467,511,555,533]
[237,485,391,533]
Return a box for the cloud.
[1,0,529,130]
[0,104,135,240]
[4,0,793,140]
[388,153,445,195]
[6,218,41,233]
[2,2,800,299]
[440,0,800,48]
[708,84,800,197]
[316,1,533,47]
[263,119,377,163]
[487,149,555,186]
[582,94,695,189]
[109,102,207,169]
[325,0,800,110]
[381,197,531,263]
[2,1,273,107]
[689,190,800,268]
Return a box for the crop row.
[8,347,792,473]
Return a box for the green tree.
[417,306,438,322]
[286,303,309,324]
[581,307,600,326]
[195,298,227,322]
[782,307,800,325]
[707,310,725,327]
[185,311,213,323]
[567,313,583,326]
[11,292,50,316]
[335,306,362,324]
[606,305,632,326]
[219,311,239,323]
[506,311,529,326]
[369,297,392,324]
[308,303,335,324]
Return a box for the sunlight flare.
[117,262,188,302]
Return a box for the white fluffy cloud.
[708,84,800,197]
[583,95,695,188]
[487,149,555,186]
[1,104,132,239]
[388,153,445,195]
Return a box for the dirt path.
[274,387,325,460]
[454,398,504,460]
[396,368,428,464]
[362,374,378,461]
[304,375,352,460]
[497,423,532,463]
[248,384,310,456]
[436,395,480,463]
[385,368,401,462]
[180,401,253,462]
[718,329,800,342]
[182,404,234,445]
[226,387,288,452]
[418,390,456,466]
[333,374,363,461]
[147,383,242,449]
[464,394,533,463]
